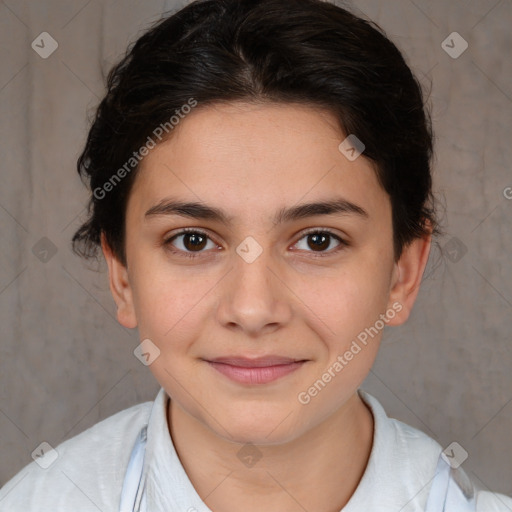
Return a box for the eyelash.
[163,227,349,259]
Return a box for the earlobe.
[386,232,432,326]
[100,233,138,329]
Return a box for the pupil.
[309,233,329,251]
[185,233,206,251]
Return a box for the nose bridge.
[216,235,291,333]
[236,241,274,296]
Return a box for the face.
[103,101,431,445]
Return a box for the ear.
[101,232,138,329]
[385,228,432,326]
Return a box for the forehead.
[127,102,389,225]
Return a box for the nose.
[215,243,293,337]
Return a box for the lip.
[204,356,308,385]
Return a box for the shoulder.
[476,490,512,510]
[357,390,512,510]
[0,398,153,512]
[387,417,512,510]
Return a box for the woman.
[1,0,510,510]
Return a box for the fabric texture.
[0,386,510,511]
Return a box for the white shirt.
[0,386,510,511]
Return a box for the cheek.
[296,258,393,345]
[131,271,210,388]
[134,278,208,341]
[129,255,227,368]
[297,265,392,408]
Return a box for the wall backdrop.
[0,0,511,496]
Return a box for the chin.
[212,407,302,447]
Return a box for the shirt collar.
[343,389,441,511]
[141,386,439,511]
[144,387,213,511]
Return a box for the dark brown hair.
[72,0,440,267]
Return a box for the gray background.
[0,0,511,497]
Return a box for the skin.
[101,101,432,512]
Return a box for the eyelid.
[296,226,345,239]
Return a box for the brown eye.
[294,230,347,255]
[181,232,208,251]
[307,232,330,251]
[164,229,216,258]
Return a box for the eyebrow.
[144,197,369,224]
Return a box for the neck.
[167,391,374,512]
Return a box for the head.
[72,0,440,444]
